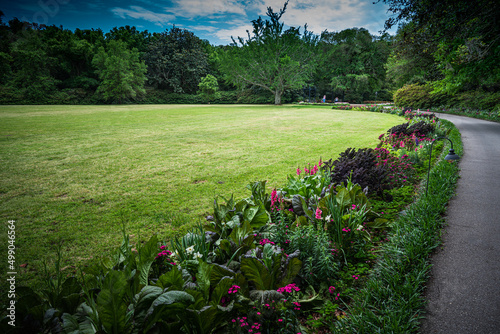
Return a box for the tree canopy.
[92,40,147,103]
[379,0,500,93]
[144,27,209,94]
[220,1,318,105]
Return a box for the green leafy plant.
[241,243,302,291]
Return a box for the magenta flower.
[315,207,322,219]
[296,167,301,176]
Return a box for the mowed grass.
[0,104,402,289]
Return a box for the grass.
[0,104,402,294]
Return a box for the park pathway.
[420,114,500,333]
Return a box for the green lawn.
[0,104,402,289]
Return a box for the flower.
[186,245,195,254]
[296,167,301,176]
[277,283,300,294]
[259,238,275,246]
[228,285,241,294]
[315,207,322,219]
[193,251,203,259]
[271,188,278,208]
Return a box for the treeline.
[0,0,498,109]
[0,7,393,105]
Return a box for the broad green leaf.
[96,270,130,334]
[210,264,235,286]
[155,266,185,290]
[211,276,234,305]
[247,203,271,228]
[196,261,213,301]
[133,285,163,329]
[241,257,271,290]
[145,291,195,332]
[183,305,223,334]
[279,257,302,287]
[249,290,284,303]
[136,234,158,286]
[61,313,80,334]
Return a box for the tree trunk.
[274,91,282,105]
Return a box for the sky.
[1,0,396,45]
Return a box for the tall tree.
[9,26,58,101]
[144,27,209,94]
[220,1,318,105]
[318,28,391,102]
[92,40,147,103]
[105,26,151,53]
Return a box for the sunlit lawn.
[0,104,402,290]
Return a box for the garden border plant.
[331,119,462,333]
[0,110,460,333]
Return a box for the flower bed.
[2,111,458,334]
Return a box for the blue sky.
[1,0,396,45]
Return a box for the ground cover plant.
[1,108,459,333]
[0,104,402,304]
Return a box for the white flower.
[186,246,195,254]
[193,252,203,259]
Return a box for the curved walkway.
[420,114,500,333]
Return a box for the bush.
[387,121,435,138]
[450,90,500,111]
[323,148,390,196]
[393,83,434,109]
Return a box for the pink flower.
[315,207,322,219]
[296,167,301,176]
[271,188,278,208]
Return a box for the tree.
[144,27,209,94]
[92,40,147,103]
[105,26,151,53]
[9,26,58,101]
[198,74,220,102]
[318,28,391,103]
[220,1,318,105]
[378,0,500,93]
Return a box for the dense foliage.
[380,0,500,111]
[1,2,497,109]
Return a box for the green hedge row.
[393,83,500,112]
[0,86,279,105]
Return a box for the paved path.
[420,114,500,333]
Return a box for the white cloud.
[111,6,175,26]
[249,0,392,35]
[212,19,253,43]
[170,0,247,17]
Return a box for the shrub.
[387,121,435,138]
[323,148,389,196]
[393,83,434,109]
